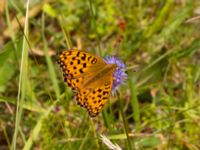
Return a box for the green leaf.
[43,3,57,17]
[0,42,16,92]
[139,136,161,147]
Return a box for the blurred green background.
[0,0,200,149]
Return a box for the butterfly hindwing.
[85,80,113,117]
[78,68,115,117]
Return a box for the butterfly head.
[104,56,127,92]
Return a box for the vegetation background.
[0,0,200,149]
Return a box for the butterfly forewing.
[57,50,106,76]
[57,50,107,88]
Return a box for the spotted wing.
[77,68,115,117]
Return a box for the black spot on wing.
[81,53,86,61]
[91,58,97,64]
[79,69,84,73]
[76,51,80,57]
[83,63,87,68]
[97,89,102,93]
[103,91,109,95]
[88,56,92,61]
[102,97,107,100]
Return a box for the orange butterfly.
[57,49,126,117]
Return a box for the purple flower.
[104,56,127,92]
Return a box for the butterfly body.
[57,50,116,117]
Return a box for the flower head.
[104,56,127,92]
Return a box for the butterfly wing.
[78,65,116,117]
[57,50,106,89]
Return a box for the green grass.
[0,0,200,149]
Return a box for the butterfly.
[57,49,117,117]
